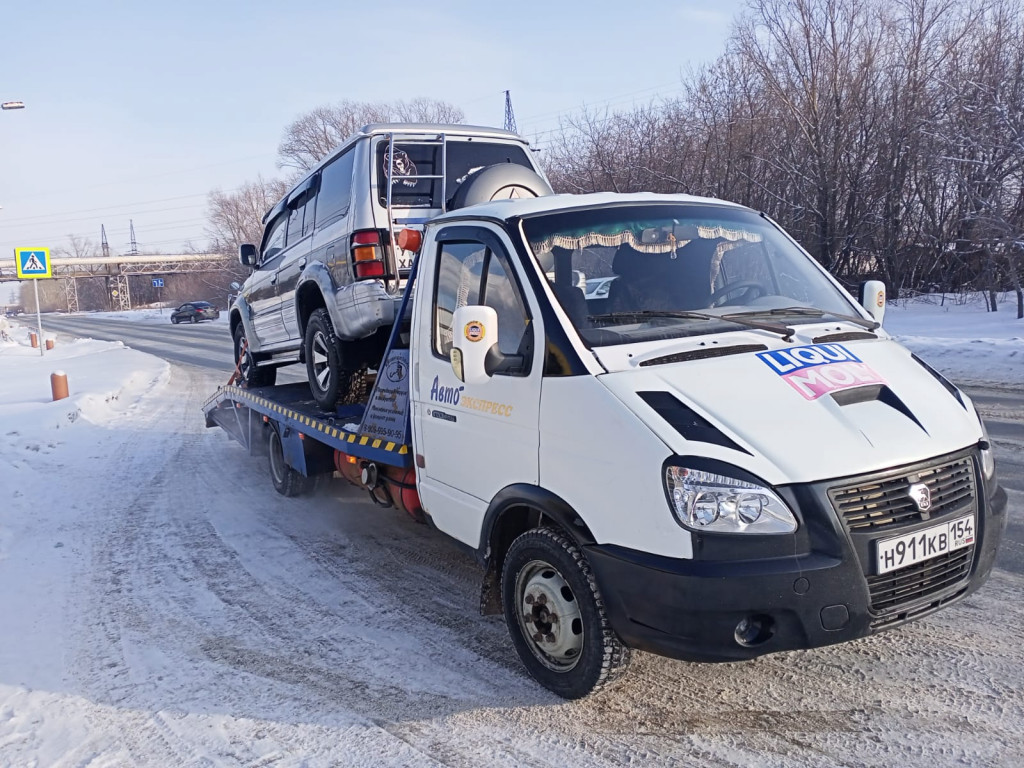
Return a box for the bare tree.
[277,98,465,171]
[206,175,290,257]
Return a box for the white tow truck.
[205,191,1008,699]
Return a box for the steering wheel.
[709,280,767,308]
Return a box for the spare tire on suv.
[450,164,553,210]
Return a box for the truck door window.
[433,240,531,374]
[315,149,355,230]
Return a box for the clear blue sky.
[0,0,745,257]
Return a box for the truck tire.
[501,527,632,699]
[450,164,553,210]
[267,425,313,497]
[233,324,277,387]
[304,308,353,410]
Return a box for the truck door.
[411,225,543,548]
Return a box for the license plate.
[875,514,976,575]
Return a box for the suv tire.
[305,308,353,410]
[233,324,277,388]
[450,164,553,209]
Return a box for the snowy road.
[3,313,1022,766]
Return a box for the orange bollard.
[51,371,69,402]
[45,339,54,350]
[30,332,38,348]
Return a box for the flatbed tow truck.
[203,192,1006,700]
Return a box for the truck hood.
[597,337,981,485]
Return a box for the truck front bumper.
[585,470,1007,663]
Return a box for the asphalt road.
[35,312,307,383]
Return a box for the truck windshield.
[521,204,861,347]
[377,139,533,209]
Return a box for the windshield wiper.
[588,310,794,339]
[723,306,880,331]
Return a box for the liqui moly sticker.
[757,344,885,400]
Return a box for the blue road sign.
[15,247,51,279]
[152,278,164,288]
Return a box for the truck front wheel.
[304,309,353,410]
[501,528,632,698]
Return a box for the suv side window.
[287,185,317,245]
[261,214,288,266]
[433,239,531,374]
[316,149,355,231]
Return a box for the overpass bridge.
[0,253,232,311]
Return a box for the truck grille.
[827,452,979,625]
[829,456,975,531]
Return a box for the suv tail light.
[351,230,387,279]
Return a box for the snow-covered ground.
[0,299,1021,767]
[884,293,1023,388]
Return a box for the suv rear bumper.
[585,477,1006,663]
[330,281,400,340]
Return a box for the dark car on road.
[171,301,220,324]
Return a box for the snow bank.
[0,325,170,436]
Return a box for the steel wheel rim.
[514,559,584,672]
[269,431,286,484]
[311,330,331,392]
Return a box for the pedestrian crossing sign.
[15,248,52,279]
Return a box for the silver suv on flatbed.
[230,123,552,408]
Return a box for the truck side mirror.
[859,280,886,324]
[239,243,257,268]
[451,305,499,384]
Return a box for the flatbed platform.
[202,382,412,468]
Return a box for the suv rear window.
[376,140,532,208]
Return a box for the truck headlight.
[665,466,798,534]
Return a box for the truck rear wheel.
[304,308,353,411]
[501,527,632,699]
[267,425,313,497]
[233,324,277,387]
